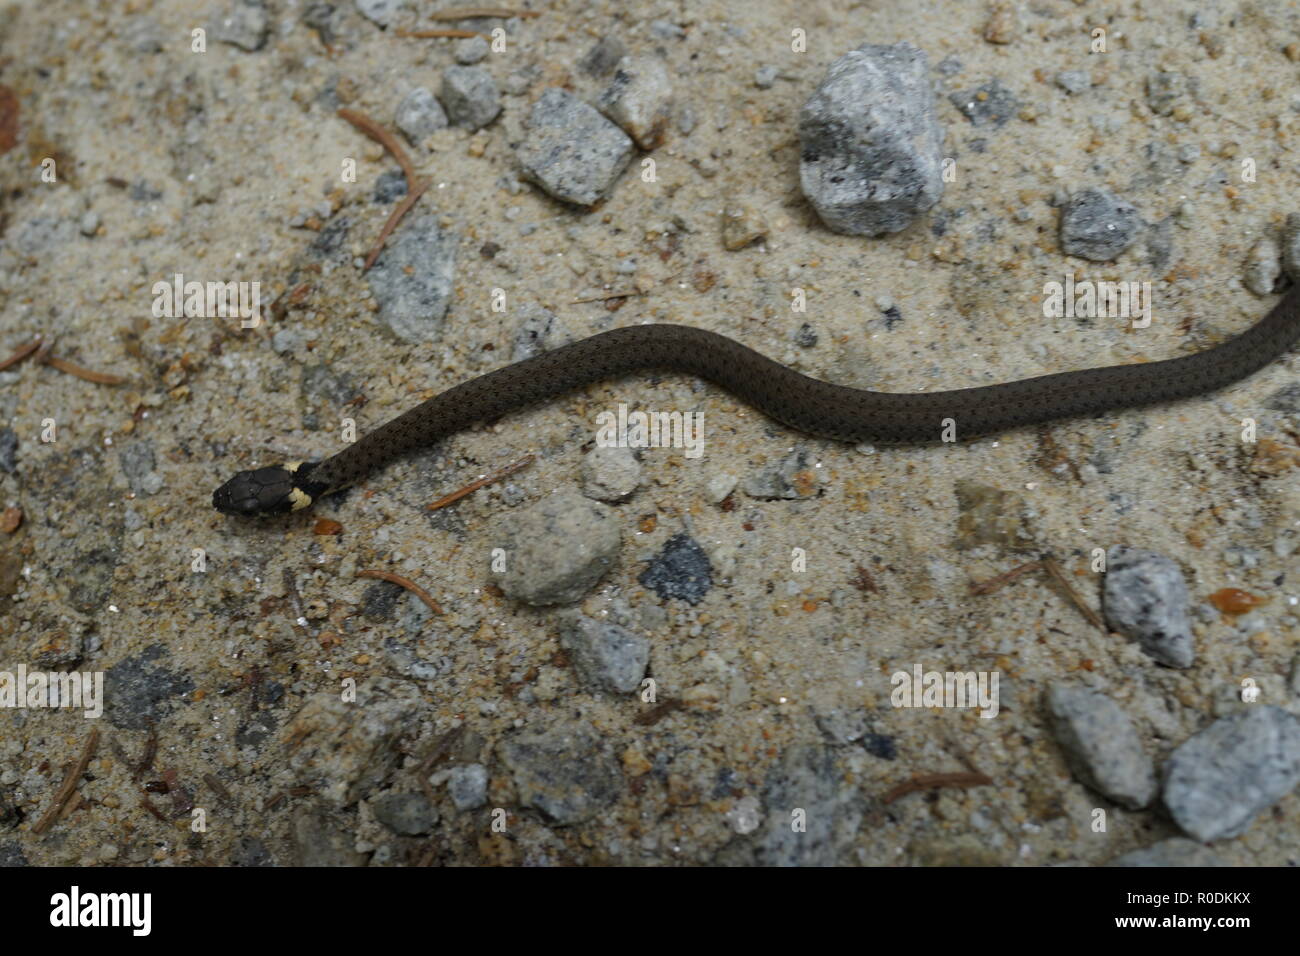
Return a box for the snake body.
[213,286,1300,515]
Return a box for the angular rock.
[638,533,712,605]
[1244,237,1282,295]
[1045,683,1157,809]
[489,490,621,605]
[447,764,488,810]
[948,77,1019,128]
[367,214,457,344]
[756,746,863,866]
[1103,546,1195,668]
[1059,188,1143,262]
[291,806,367,866]
[214,3,269,51]
[559,612,650,693]
[581,445,640,502]
[394,87,448,146]
[1162,706,1300,842]
[440,66,501,130]
[516,88,634,207]
[355,0,405,28]
[598,55,673,149]
[579,36,625,77]
[499,722,621,824]
[799,42,945,236]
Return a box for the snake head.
[213,462,319,516]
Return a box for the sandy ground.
[1,0,1298,866]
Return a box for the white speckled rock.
[798,42,944,236]
[1103,546,1195,668]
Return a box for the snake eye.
[213,467,296,516]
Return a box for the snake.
[213,284,1300,516]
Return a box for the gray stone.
[447,764,488,810]
[516,88,634,207]
[499,722,621,824]
[1045,683,1157,809]
[367,214,457,344]
[440,66,501,130]
[581,445,640,502]
[118,440,163,495]
[756,746,863,866]
[742,448,823,500]
[1054,70,1090,95]
[1103,545,1195,668]
[579,36,625,76]
[355,0,406,28]
[799,42,944,236]
[394,87,448,145]
[1162,706,1300,842]
[948,77,1019,128]
[559,613,650,693]
[489,490,621,605]
[1060,188,1143,262]
[371,792,437,835]
[454,35,489,65]
[598,55,673,149]
[1108,838,1226,867]
[214,3,269,51]
[104,644,194,730]
[503,67,538,96]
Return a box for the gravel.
[446,764,489,811]
[799,42,945,236]
[488,490,621,605]
[516,88,634,206]
[366,214,458,344]
[371,792,437,835]
[638,533,713,605]
[394,87,448,145]
[1045,683,1157,809]
[1059,188,1144,261]
[598,55,673,149]
[440,66,501,130]
[581,445,641,502]
[559,612,650,693]
[1102,546,1195,668]
[499,722,621,824]
[1108,838,1227,867]
[1162,706,1300,842]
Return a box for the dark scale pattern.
[308,287,1300,494]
